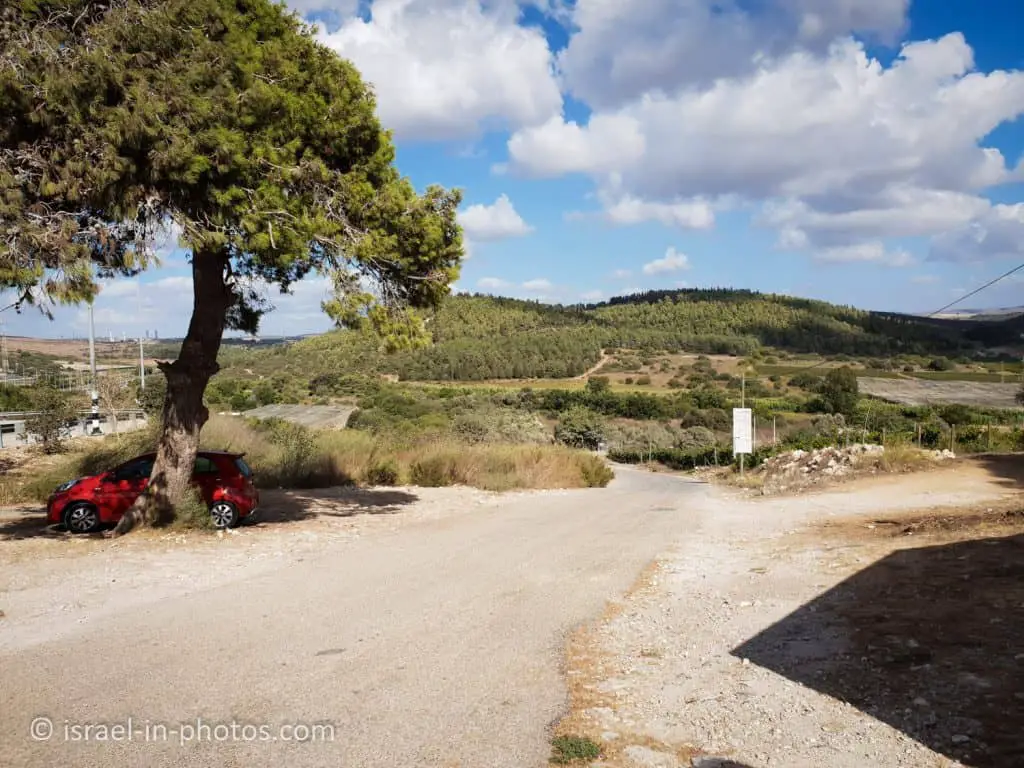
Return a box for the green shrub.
[635,375,652,385]
[554,407,604,450]
[579,456,614,487]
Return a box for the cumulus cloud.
[316,0,561,140]
[557,0,909,110]
[509,32,1024,262]
[458,194,534,240]
[642,247,690,275]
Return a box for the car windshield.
[234,457,253,478]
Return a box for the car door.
[100,456,155,520]
[191,455,220,504]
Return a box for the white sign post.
[733,407,753,475]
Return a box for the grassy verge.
[2,416,613,506]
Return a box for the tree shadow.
[0,507,71,540]
[691,760,757,768]
[0,487,421,540]
[244,486,420,525]
[732,533,1024,767]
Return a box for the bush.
[928,357,954,372]
[409,455,461,487]
[788,371,822,391]
[635,375,652,386]
[818,367,859,417]
[554,407,604,450]
[676,426,716,450]
[365,460,401,486]
[26,387,79,454]
[171,487,216,531]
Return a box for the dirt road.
[0,469,712,768]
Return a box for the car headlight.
[54,479,80,493]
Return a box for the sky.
[5,0,1024,339]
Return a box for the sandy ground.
[561,458,1024,768]
[1,459,1021,767]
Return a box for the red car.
[47,451,260,533]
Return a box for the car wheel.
[63,502,100,534]
[209,500,240,529]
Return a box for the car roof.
[124,450,243,462]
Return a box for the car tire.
[63,502,100,534]
[209,500,240,529]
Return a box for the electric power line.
[926,261,1024,318]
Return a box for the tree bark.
[112,249,233,535]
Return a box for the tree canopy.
[0,0,463,531]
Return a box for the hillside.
[209,288,1024,388]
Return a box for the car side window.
[193,456,219,475]
[115,458,154,481]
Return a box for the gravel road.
[0,468,711,768]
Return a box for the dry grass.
[0,416,613,504]
[876,442,934,473]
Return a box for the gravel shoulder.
[561,458,1023,768]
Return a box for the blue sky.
[6,0,1024,339]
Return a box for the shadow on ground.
[970,453,1024,492]
[0,487,420,541]
[253,487,419,525]
[733,533,1024,767]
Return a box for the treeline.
[213,290,1024,385]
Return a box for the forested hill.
[220,289,1023,383]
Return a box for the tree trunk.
[112,250,233,536]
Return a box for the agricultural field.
[858,377,1023,409]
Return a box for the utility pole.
[0,317,9,375]
[137,279,145,390]
[87,301,100,435]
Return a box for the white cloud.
[813,242,915,267]
[522,278,553,292]
[558,0,909,109]
[317,0,561,140]
[929,203,1024,262]
[477,277,510,291]
[580,289,606,302]
[642,247,690,275]
[508,33,1024,262]
[70,274,334,340]
[505,114,645,177]
[458,194,534,240]
[611,269,633,279]
[602,194,715,230]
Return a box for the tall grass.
[6,416,612,504]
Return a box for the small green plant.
[550,735,601,765]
